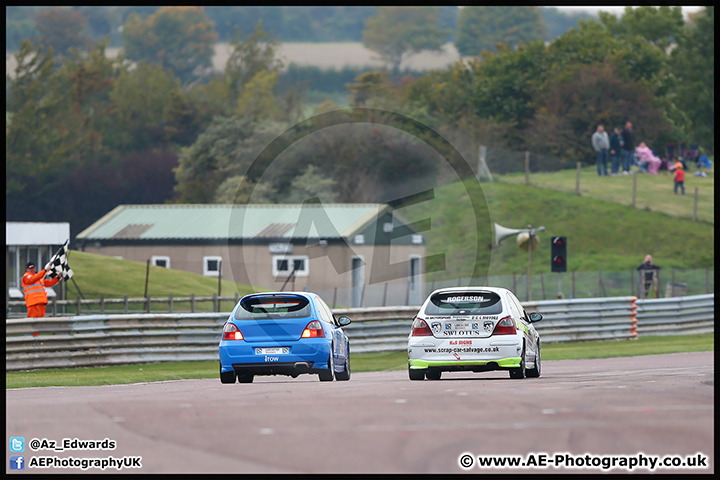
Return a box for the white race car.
[408,286,543,380]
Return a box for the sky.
[556,6,704,18]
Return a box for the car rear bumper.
[408,336,523,370]
[219,339,331,375]
[231,361,322,377]
[408,357,522,370]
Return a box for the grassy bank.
[398,176,714,282]
[61,250,259,305]
[6,334,713,388]
[500,165,714,224]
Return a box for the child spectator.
[672,161,685,195]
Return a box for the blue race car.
[219,292,352,383]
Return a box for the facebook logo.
[10,436,25,452]
[10,455,25,470]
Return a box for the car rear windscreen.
[424,291,503,315]
[234,295,311,320]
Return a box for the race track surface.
[6,352,714,474]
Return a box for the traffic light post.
[551,236,567,298]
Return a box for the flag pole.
[71,277,85,300]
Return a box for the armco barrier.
[5,294,713,372]
[524,296,639,343]
[635,294,714,336]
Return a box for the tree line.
[6,6,714,240]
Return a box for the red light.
[222,323,244,341]
[554,238,564,247]
[492,316,517,335]
[301,320,325,338]
[411,318,433,336]
[554,256,565,265]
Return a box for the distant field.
[6,42,461,76]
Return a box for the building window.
[151,256,170,268]
[204,256,222,277]
[272,255,309,277]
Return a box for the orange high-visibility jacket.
[22,270,60,307]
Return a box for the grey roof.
[76,204,395,242]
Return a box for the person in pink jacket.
[635,142,662,174]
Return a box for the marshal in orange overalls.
[22,263,61,318]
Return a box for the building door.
[351,256,364,308]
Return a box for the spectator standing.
[22,261,62,319]
[609,126,623,175]
[636,255,660,299]
[591,124,610,176]
[621,121,635,175]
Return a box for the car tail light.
[492,316,517,335]
[301,320,325,338]
[411,318,433,336]
[222,323,244,340]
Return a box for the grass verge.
[6,334,712,389]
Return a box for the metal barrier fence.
[635,294,715,336]
[5,294,713,372]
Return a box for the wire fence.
[482,146,578,176]
[5,267,713,316]
[316,267,714,307]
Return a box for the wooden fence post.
[576,162,581,195]
[525,151,530,185]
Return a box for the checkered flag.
[44,239,74,281]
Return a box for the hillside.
[398,174,714,282]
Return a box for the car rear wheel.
[408,367,426,381]
[319,349,335,382]
[509,344,527,379]
[220,368,236,384]
[237,373,254,383]
[526,343,541,378]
